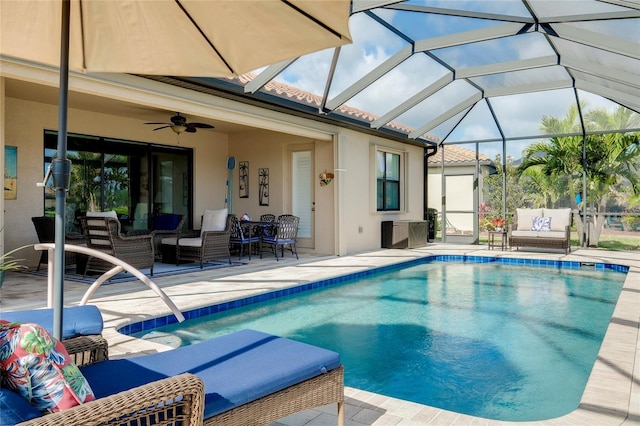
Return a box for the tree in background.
[516,104,639,246]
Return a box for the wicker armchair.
[170,214,232,268]
[79,216,155,276]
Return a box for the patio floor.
[1,244,638,425]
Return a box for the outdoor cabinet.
[381,220,427,249]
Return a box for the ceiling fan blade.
[190,123,214,129]
[185,127,197,133]
[153,125,171,131]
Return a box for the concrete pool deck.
[1,244,638,425]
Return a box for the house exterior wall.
[337,130,425,254]
[3,96,229,267]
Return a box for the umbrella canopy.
[1,0,352,77]
[0,0,351,339]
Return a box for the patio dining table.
[239,220,275,257]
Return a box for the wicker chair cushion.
[516,208,542,230]
[176,237,204,247]
[0,321,95,412]
[80,329,341,419]
[201,208,228,236]
[86,210,117,218]
[544,208,572,231]
[1,306,104,340]
[0,387,41,423]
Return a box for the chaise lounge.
[508,208,573,254]
[1,307,344,426]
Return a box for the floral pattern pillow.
[0,320,95,413]
[531,216,552,232]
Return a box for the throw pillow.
[531,216,552,232]
[516,208,543,231]
[86,210,117,219]
[201,208,228,236]
[0,320,95,413]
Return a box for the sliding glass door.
[44,131,192,233]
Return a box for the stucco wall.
[338,130,425,254]
[3,88,426,264]
[227,130,336,255]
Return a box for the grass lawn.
[585,234,640,251]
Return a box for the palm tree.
[517,104,640,246]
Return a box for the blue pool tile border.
[118,255,629,336]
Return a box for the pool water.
[134,261,625,421]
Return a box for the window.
[376,150,400,211]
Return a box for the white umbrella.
[0,0,351,339]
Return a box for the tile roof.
[427,144,492,166]
[234,73,439,143]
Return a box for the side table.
[488,230,508,250]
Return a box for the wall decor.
[259,168,269,206]
[239,161,249,198]
[4,146,17,200]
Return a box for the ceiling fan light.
[171,125,187,134]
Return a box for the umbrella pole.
[52,0,72,340]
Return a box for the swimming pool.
[128,256,627,421]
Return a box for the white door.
[444,174,476,244]
[290,147,314,248]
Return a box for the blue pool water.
[131,259,626,421]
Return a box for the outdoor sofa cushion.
[201,208,228,235]
[544,208,572,231]
[1,306,104,340]
[80,329,341,419]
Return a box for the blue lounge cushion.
[0,388,42,424]
[80,329,340,418]
[0,306,104,339]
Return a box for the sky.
[264,1,638,161]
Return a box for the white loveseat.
[508,208,573,254]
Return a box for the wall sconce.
[319,172,334,186]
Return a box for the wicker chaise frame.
[19,373,205,426]
[508,210,573,255]
[20,336,205,426]
[204,365,344,426]
[19,330,345,425]
[62,334,110,367]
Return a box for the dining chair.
[229,215,261,260]
[259,214,276,238]
[260,215,299,261]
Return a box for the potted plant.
[0,244,29,291]
[490,218,507,232]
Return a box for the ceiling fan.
[145,113,214,134]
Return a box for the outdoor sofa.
[508,208,573,254]
[1,306,345,426]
